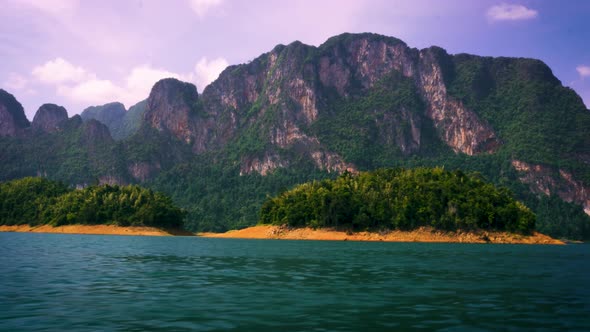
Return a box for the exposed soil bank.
[199,225,564,244]
[1,224,564,243]
[0,224,194,236]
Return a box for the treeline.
[259,168,536,234]
[0,177,185,228]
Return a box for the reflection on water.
[1,233,589,331]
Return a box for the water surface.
[1,233,588,331]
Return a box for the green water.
[0,233,588,331]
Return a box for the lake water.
[1,233,589,331]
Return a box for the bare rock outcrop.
[512,160,590,215]
[32,103,68,133]
[0,89,30,137]
[417,48,500,155]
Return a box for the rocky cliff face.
[512,160,590,215]
[32,104,68,133]
[0,89,30,137]
[144,78,216,152]
[55,33,587,217]
[417,48,500,155]
[194,33,501,175]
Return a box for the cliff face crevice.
[417,48,500,155]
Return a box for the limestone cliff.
[417,47,500,155]
[144,78,217,153]
[195,33,500,175]
[32,104,68,133]
[0,89,29,137]
[512,160,590,215]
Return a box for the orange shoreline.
[0,224,194,236]
[1,224,564,244]
[199,225,565,245]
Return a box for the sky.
[1,0,589,120]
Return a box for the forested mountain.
[1,33,589,239]
[80,100,147,140]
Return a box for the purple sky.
[1,0,589,120]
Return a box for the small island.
[201,168,563,244]
[0,177,190,236]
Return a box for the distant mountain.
[80,100,146,140]
[32,104,68,133]
[1,33,589,239]
[81,102,126,133]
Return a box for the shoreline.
[0,224,194,236]
[1,224,566,244]
[199,225,565,245]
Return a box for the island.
[0,177,191,236]
[201,168,564,244]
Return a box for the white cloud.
[32,57,228,108]
[57,79,122,105]
[188,0,223,17]
[194,57,229,91]
[123,65,194,104]
[577,65,590,78]
[55,65,187,107]
[487,4,538,21]
[4,73,28,90]
[126,65,191,93]
[32,58,92,84]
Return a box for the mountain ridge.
[1,32,589,239]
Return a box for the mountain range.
[1,33,589,239]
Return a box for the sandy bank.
[199,225,564,244]
[0,224,194,236]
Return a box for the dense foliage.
[260,168,536,234]
[447,55,590,183]
[0,177,69,225]
[150,159,332,232]
[0,116,124,185]
[0,177,185,228]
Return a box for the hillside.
[80,100,147,140]
[1,33,589,239]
